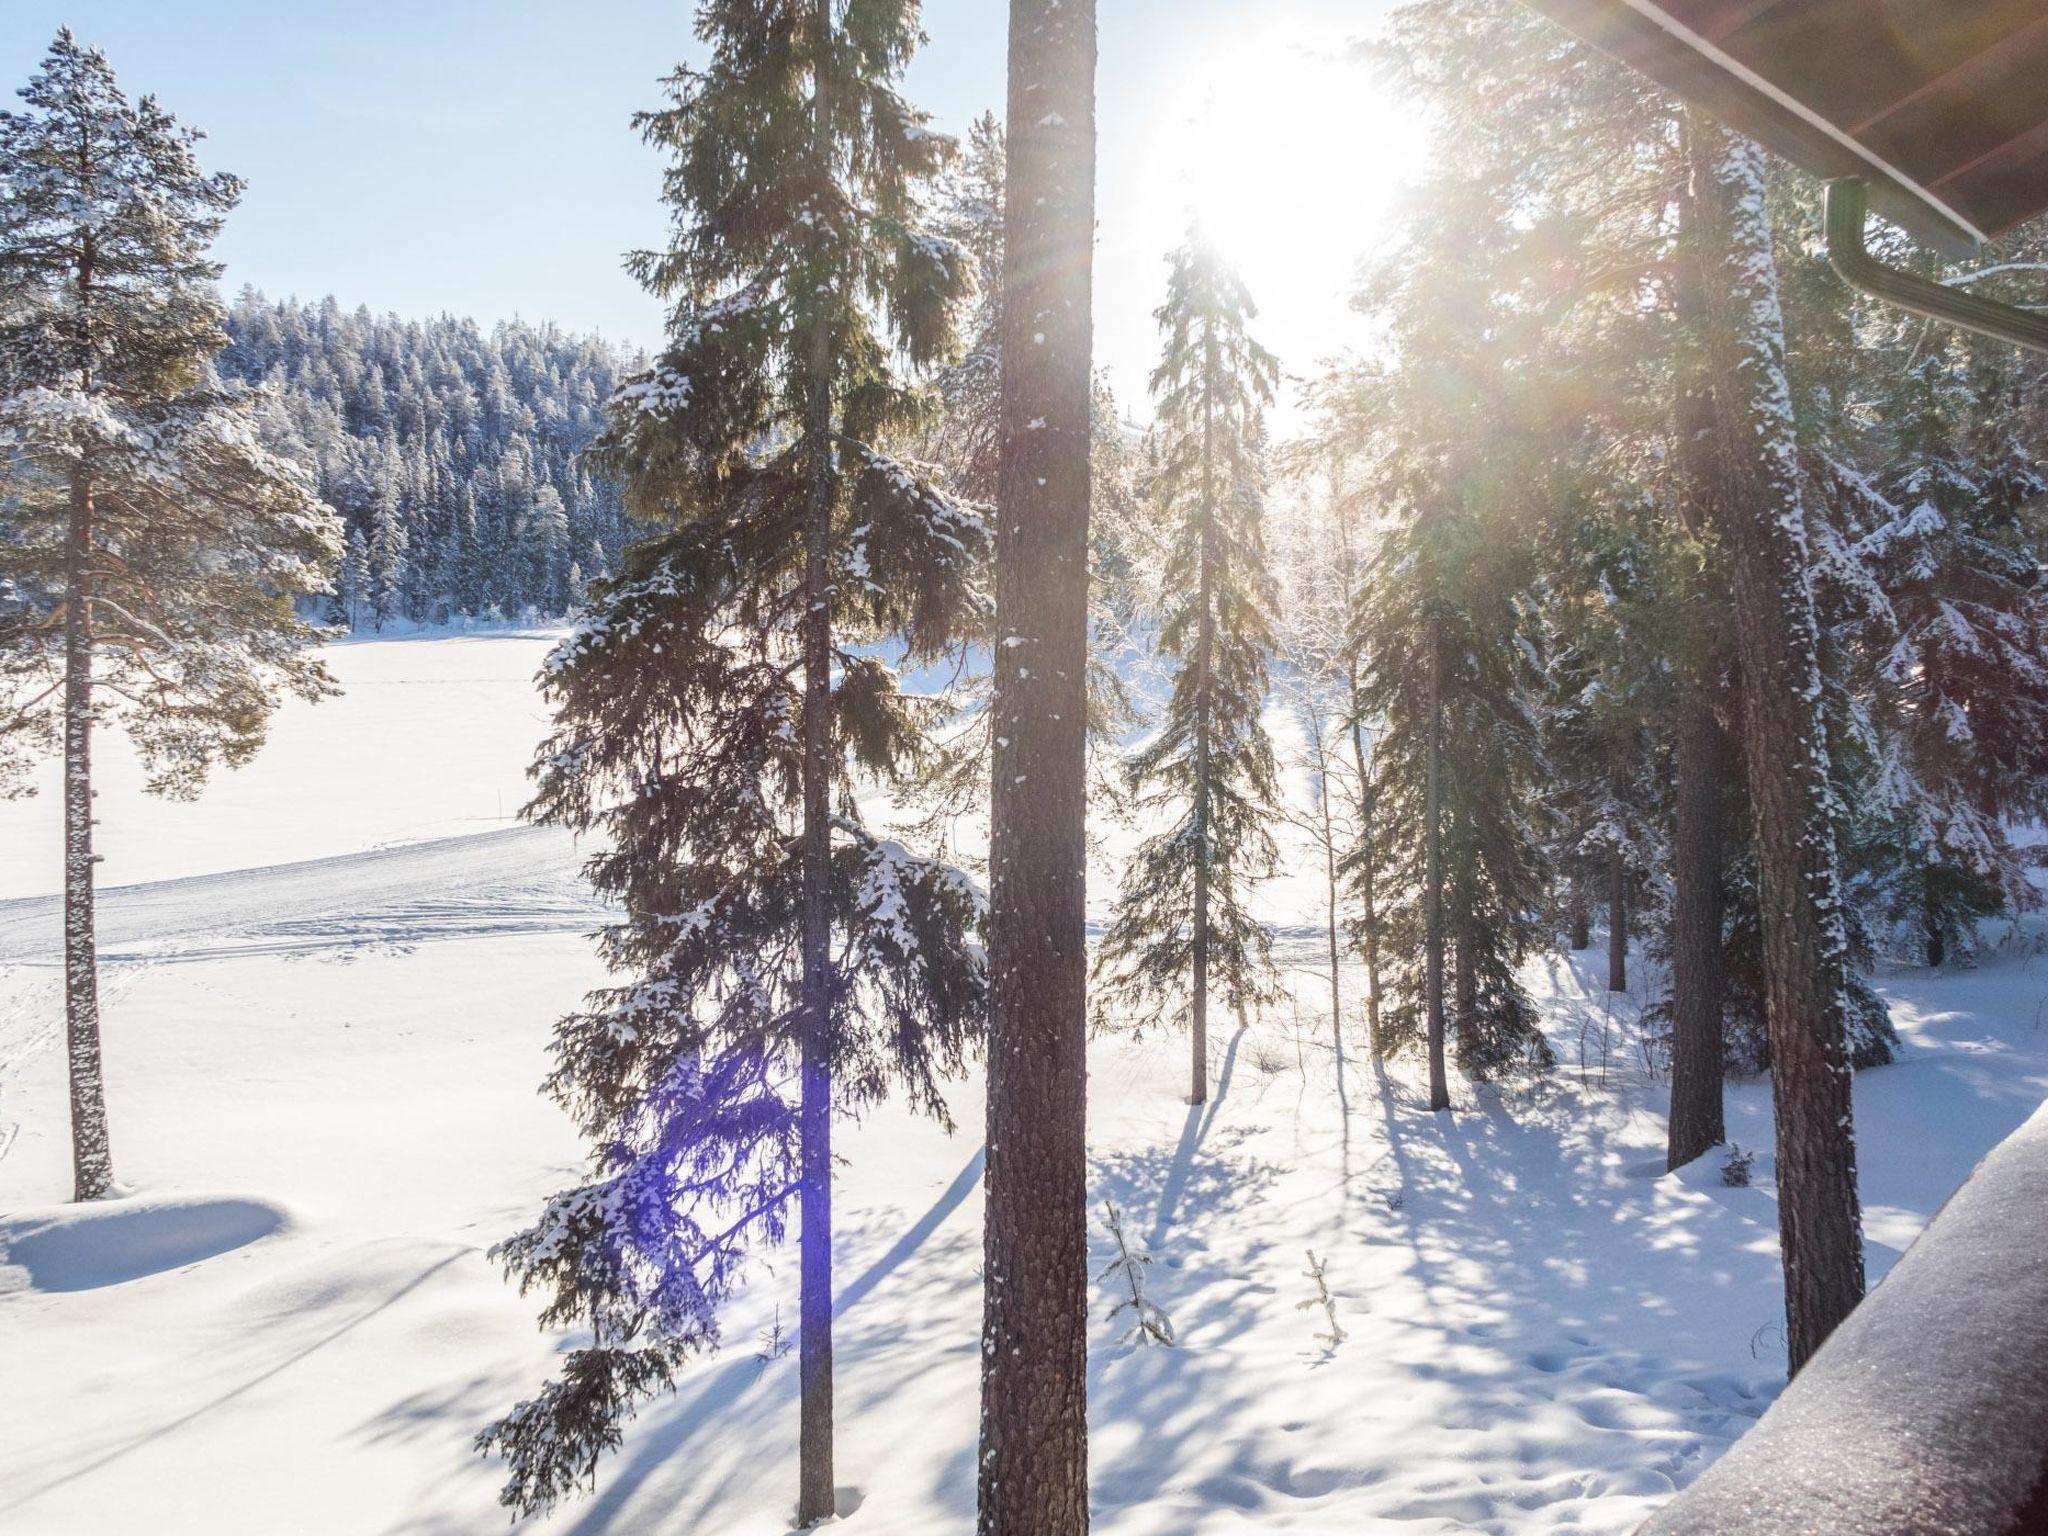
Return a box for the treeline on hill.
[219,294,640,629]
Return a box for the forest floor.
[3,631,2046,1535]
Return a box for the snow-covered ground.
[0,629,563,901]
[3,632,2046,1535]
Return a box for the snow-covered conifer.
[0,30,340,1201]
[1093,231,1282,1105]
[480,3,983,1521]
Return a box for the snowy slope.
[0,629,564,901]
[2,633,2046,1535]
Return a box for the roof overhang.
[1520,0,2048,258]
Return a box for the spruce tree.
[0,31,340,1201]
[478,3,983,1521]
[1850,336,2048,967]
[1093,231,1280,1104]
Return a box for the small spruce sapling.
[1298,1248,1346,1351]
[1099,1201,1174,1346]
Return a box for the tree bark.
[1922,877,1945,970]
[1566,879,1590,951]
[1189,328,1216,1106]
[1423,620,1450,1112]
[1355,745,1384,1059]
[1667,682,1728,1170]
[1452,925,1476,1066]
[1666,171,1729,1175]
[64,464,111,1203]
[977,0,1095,1529]
[1692,117,1863,1375]
[1606,844,1628,993]
[64,210,111,1206]
[796,10,837,1518]
[1337,515,1383,1056]
[1317,720,1342,1054]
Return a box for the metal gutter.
[1824,178,2048,355]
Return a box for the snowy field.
[4,632,2048,1534]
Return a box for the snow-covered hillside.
[2,633,2046,1535]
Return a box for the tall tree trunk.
[1693,116,1863,1375]
[1606,844,1628,993]
[1423,620,1450,1112]
[1337,512,1383,1056]
[1317,722,1342,1054]
[1566,879,1590,951]
[795,13,837,1517]
[65,465,111,1203]
[1922,875,1945,969]
[1667,178,1729,1175]
[977,0,1095,1528]
[795,320,837,1536]
[64,214,111,1206]
[1189,331,1216,1106]
[1667,681,1728,1169]
[1346,665,1383,1056]
[1452,924,1476,1065]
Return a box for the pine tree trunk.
[977,0,1095,1528]
[1667,680,1728,1170]
[1423,621,1451,1112]
[796,13,837,1516]
[795,325,837,1532]
[1189,332,1216,1107]
[1606,845,1628,993]
[1666,189,1729,1175]
[1338,512,1383,1057]
[1453,926,1476,1065]
[1693,118,1863,1375]
[1319,729,1342,1054]
[1922,877,1945,969]
[1567,880,1590,951]
[1347,667,1383,1057]
[65,465,112,1203]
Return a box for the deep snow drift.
[2,632,2046,1535]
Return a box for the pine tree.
[1093,231,1280,1104]
[975,0,1097,1527]
[479,2,982,1520]
[1689,115,1864,1375]
[1351,481,1554,1095]
[1848,334,2048,967]
[0,31,340,1202]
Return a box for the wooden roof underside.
[1521,0,2048,255]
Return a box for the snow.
[0,629,563,901]
[2,635,2046,1533]
[1642,1099,2048,1535]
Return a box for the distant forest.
[220,293,640,629]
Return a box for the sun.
[1134,26,1431,396]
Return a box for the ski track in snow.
[3,635,2047,1535]
[0,825,599,970]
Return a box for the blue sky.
[2,1,1415,420]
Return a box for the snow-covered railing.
[1640,1102,2048,1535]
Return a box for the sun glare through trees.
[5,3,2048,1534]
